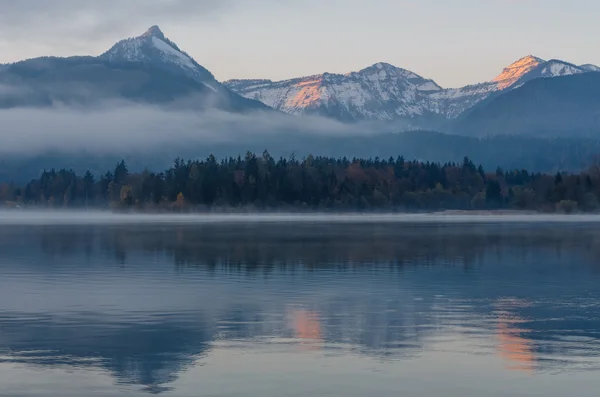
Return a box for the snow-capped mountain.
[101,25,217,90]
[492,55,545,89]
[0,25,597,123]
[581,64,600,72]
[451,72,600,138]
[226,63,442,122]
[427,55,547,118]
[97,25,267,111]
[226,55,599,121]
[226,63,443,122]
[0,26,270,112]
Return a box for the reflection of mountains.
[2,295,600,393]
[0,299,435,393]
[0,313,212,394]
[495,299,600,373]
[494,299,537,373]
[2,223,600,392]
[0,300,600,393]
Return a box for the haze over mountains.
[0,24,597,130]
[1,25,600,180]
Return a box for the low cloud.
[0,103,393,157]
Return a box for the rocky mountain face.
[226,55,598,122]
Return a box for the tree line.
[1,151,599,213]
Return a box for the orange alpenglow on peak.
[285,77,324,109]
[492,55,545,90]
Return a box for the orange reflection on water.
[291,309,322,350]
[495,299,535,374]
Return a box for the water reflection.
[0,222,600,395]
[0,314,211,393]
[495,299,535,373]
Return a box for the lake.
[1,213,600,396]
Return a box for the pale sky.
[0,0,598,88]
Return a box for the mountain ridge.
[225,55,599,122]
[0,26,598,129]
[449,72,600,137]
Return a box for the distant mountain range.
[0,25,599,140]
[226,55,599,124]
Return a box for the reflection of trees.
[1,222,600,392]
[4,223,600,271]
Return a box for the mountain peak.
[373,62,394,69]
[509,55,545,66]
[492,55,545,89]
[361,62,401,72]
[100,25,217,84]
[358,62,421,79]
[142,25,165,40]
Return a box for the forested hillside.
[2,153,599,213]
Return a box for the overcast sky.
[0,0,597,88]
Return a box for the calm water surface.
[1,215,600,396]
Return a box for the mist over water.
[1,218,600,396]
[2,210,600,226]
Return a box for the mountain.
[0,56,221,108]
[0,26,268,112]
[226,55,598,122]
[581,64,600,72]
[100,25,216,87]
[426,56,551,118]
[226,62,443,123]
[449,72,600,137]
[1,29,596,123]
[427,56,595,118]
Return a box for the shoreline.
[0,209,599,226]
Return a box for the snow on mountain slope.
[226,62,442,121]
[226,55,598,122]
[581,64,600,72]
[98,25,269,111]
[491,55,544,89]
[427,82,498,118]
[539,60,584,77]
[101,25,219,91]
[430,57,591,117]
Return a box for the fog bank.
[1,210,600,226]
[0,105,395,156]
